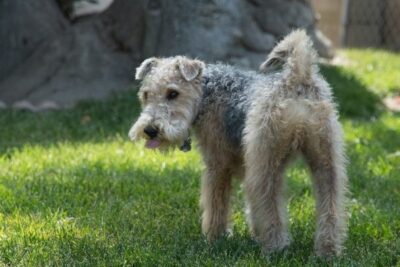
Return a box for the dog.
[128,30,348,257]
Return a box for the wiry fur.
[129,30,348,257]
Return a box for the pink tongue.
[145,139,161,149]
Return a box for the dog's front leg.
[200,165,233,241]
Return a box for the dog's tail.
[259,29,317,85]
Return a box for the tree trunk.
[0,0,333,109]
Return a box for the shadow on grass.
[0,89,141,155]
[320,65,384,119]
[1,146,398,265]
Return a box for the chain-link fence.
[313,0,400,51]
[344,0,400,50]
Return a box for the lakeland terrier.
[128,30,348,257]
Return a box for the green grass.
[0,49,399,266]
[344,49,400,96]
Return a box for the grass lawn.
[0,49,399,266]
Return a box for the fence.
[313,0,400,51]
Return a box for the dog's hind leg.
[303,116,348,257]
[243,123,292,253]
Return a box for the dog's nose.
[143,125,158,139]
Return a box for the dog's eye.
[166,90,179,100]
[143,92,148,101]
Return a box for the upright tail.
[259,29,318,85]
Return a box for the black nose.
[144,125,158,138]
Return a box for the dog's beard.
[128,113,151,141]
[129,114,191,151]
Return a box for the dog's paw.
[204,227,233,242]
[260,231,291,254]
[315,239,342,258]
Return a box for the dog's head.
[128,56,205,150]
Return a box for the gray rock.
[0,0,68,80]
[253,9,291,36]
[11,100,60,112]
[227,50,267,70]
[154,0,243,62]
[0,21,134,107]
[72,0,114,18]
[311,29,335,59]
[0,0,333,108]
[12,100,37,112]
[0,100,7,109]
[286,1,315,28]
[241,16,276,52]
[37,101,61,111]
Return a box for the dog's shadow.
[201,233,336,265]
[320,65,384,119]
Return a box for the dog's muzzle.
[143,125,158,139]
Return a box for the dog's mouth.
[145,139,161,149]
[143,137,191,152]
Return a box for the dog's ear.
[177,57,205,81]
[135,57,158,80]
[259,50,287,73]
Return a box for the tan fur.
[129,30,348,257]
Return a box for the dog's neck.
[191,73,211,128]
[180,77,207,152]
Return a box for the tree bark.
[0,0,333,109]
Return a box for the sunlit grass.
[0,49,399,266]
[341,49,400,96]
